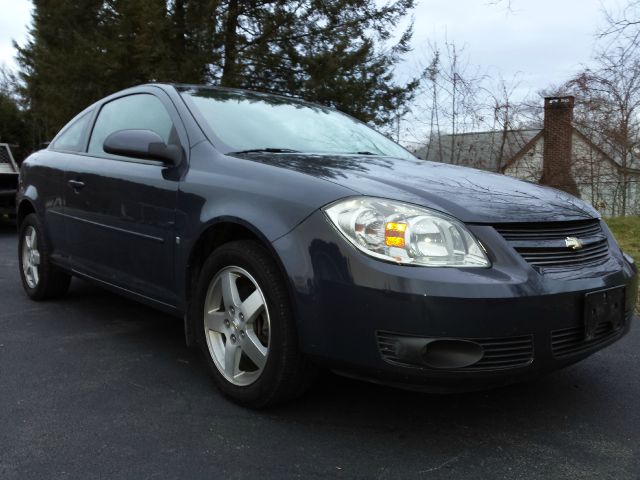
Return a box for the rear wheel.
[18,213,71,300]
[193,240,315,408]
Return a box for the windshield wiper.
[352,151,381,156]
[230,148,302,154]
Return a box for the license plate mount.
[584,287,625,340]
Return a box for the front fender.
[180,142,354,241]
[174,141,353,311]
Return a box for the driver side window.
[88,94,177,157]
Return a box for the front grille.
[515,239,610,268]
[551,321,623,358]
[495,220,602,241]
[494,220,611,270]
[376,332,534,371]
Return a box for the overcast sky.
[0,0,621,97]
[405,0,619,96]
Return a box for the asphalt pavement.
[0,220,638,479]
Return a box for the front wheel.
[192,240,315,408]
[18,213,71,300]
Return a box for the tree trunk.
[172,0,186,79]
[221,0,239,87]
[496,103,509,172]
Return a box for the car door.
[34,110,94,263]
[64,89,187,307]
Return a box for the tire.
[192,240,315,408]
[18,213,71,300]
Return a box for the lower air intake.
[377,332,534,371]
[551,321,624,358]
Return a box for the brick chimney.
[539,96,579,196]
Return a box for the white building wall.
[504,133,640,216]
[504,137,543,182]
[570,133,621,216]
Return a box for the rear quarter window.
[50,112,92,152]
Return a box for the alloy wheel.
[22,225,40,289]
[203,266,271,386]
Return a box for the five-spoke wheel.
[204,266,270,385]
[18,213,71,300]
[21,225,41,288]
[193,240,315,408]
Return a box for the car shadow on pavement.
[63,278,612,429]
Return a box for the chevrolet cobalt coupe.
[17,84,638,407]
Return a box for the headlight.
[323,197,490,267]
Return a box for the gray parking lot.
[0,221,638,479]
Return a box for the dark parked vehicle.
[1,143,19,220]
[17,84,638,407]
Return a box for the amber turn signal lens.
[385,222,407,248]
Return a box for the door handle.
[68,179,86,191]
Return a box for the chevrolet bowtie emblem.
[565,237,583,250]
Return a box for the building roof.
[417,127,640,174]
[417,129,541,172]
[573,128,640,172]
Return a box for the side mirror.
[103,129,182,165]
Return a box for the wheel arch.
[17,199,36,227]
[183,217,293,345]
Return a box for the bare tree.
[422,50,442,160]
[481,74,529,170]
[411,39,486,163]
[565,40,640,215]
[487,0,515,13]
[599,1,640,51]
[440,41,485,163]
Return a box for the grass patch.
[605,216,640,313]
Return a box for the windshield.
[180,88,415,159]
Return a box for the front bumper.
[273,211,638,391]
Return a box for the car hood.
[231,152,599,224]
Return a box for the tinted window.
[51,112,91,152]
[181,88,414,160]
[88,94,176,156]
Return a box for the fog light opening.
[421,339,484,369]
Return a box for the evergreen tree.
[15,0,112,140]
[16,0,419,138]
[170,0,221,83]
[101,0,174,85]
[0,66,29,160]
[210,0,419,125]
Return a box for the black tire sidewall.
[18,213,69,300]
[192,241,295,407]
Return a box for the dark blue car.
[17,84,638,407]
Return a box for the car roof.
[148,82,331,111]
